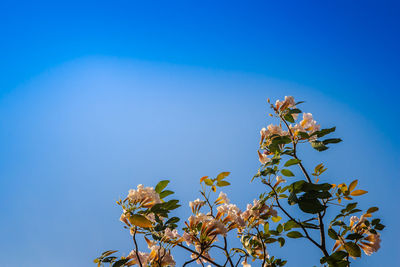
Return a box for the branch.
[280,116,329,257]
[176,243,223,267]
[132,227,143,267]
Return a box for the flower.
[267,124,285,136]
[275,96,296,111]
[164,228,181,240]
[189,198,206,214]
[258,150,271,165]
[127,184,162,208]
[241,258,251,267]
[215,192,230,205]
[359,233,381,256]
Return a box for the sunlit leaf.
[272,216,282,223]
[155,180,169,194]
[217,180,231,187]
[200,176,208,183]
[367,207,379,214]
[348,180,358,192]
[128,214,153,228]
[350,190,368,196]
[204,179,213,186]
[217,172,230,181]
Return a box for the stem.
[266,182,322,249]
[256,227,267,266]
[183,249,204,267]
[223,236,234,267]
[176,243,223,267]
[281,116,330,258]
[132,227,143,267]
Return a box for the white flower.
[215,192,230,205]
[241,258,251,267]
[127,184,161,208]
[360,233,381,256]
[276,176,286,183]
[258,151,271,165]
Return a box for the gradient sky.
[0,1,399,266]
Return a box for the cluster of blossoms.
[258,96,321,165]
[95,96,384,267]
[127,184,162,208]
[127,237,176,266]
[332,215,381,257]
[180,190,278,266]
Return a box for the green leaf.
[284,113,295,123]
[328,228,339,240]
[281,169,294,177]
[345,233,363,240]
[298,197,325,214]
[155,180,169,194]
[286,231,303,238]
[164,199,181,210]
[316,127,336,138]
[128,214,153,228]
[217,180,231,187]
[217,172,230,181]
[277,224,283,233]
[310,141,328,151]
[323,138,342,145]
[367,207,379,214]
[112,259,130,267]
[302,182,332,192]
[166,217,180,224]
[204,178,213,186]
[344,242,361,258]
[159,190,174,199]
[264,222,269,233]
[272,216,282,223]
[284,220,299,231]
[345,202,357,212]
[284,159,301,167]
[288,191,298,205]
[278,237,285,247]
[101,250,118,257]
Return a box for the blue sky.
[0,1,399,266]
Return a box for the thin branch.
[265,182,322,249]
[132,227,143,267]
[176,243,223,267]
[280,116,330,258]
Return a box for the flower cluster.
[95,96,384,267]
[127,184,162,208]
[127,237,176,266]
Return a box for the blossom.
[276,175,286,183]
[215,192,230,205]
[164,228,181,240]
[267,124,285,136]
[359,233,381,256]
[275,96,296,111]
[258,150,271,165]
[300,113,320,134]
[189,198,206,214]
[127,184,161,208]
[241,258,251,267]
[260,127,268,144]
[127,250,150,266]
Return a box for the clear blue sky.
[0,1,399,266]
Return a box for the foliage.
[94,96,384,266]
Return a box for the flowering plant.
[94,96,384,267]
